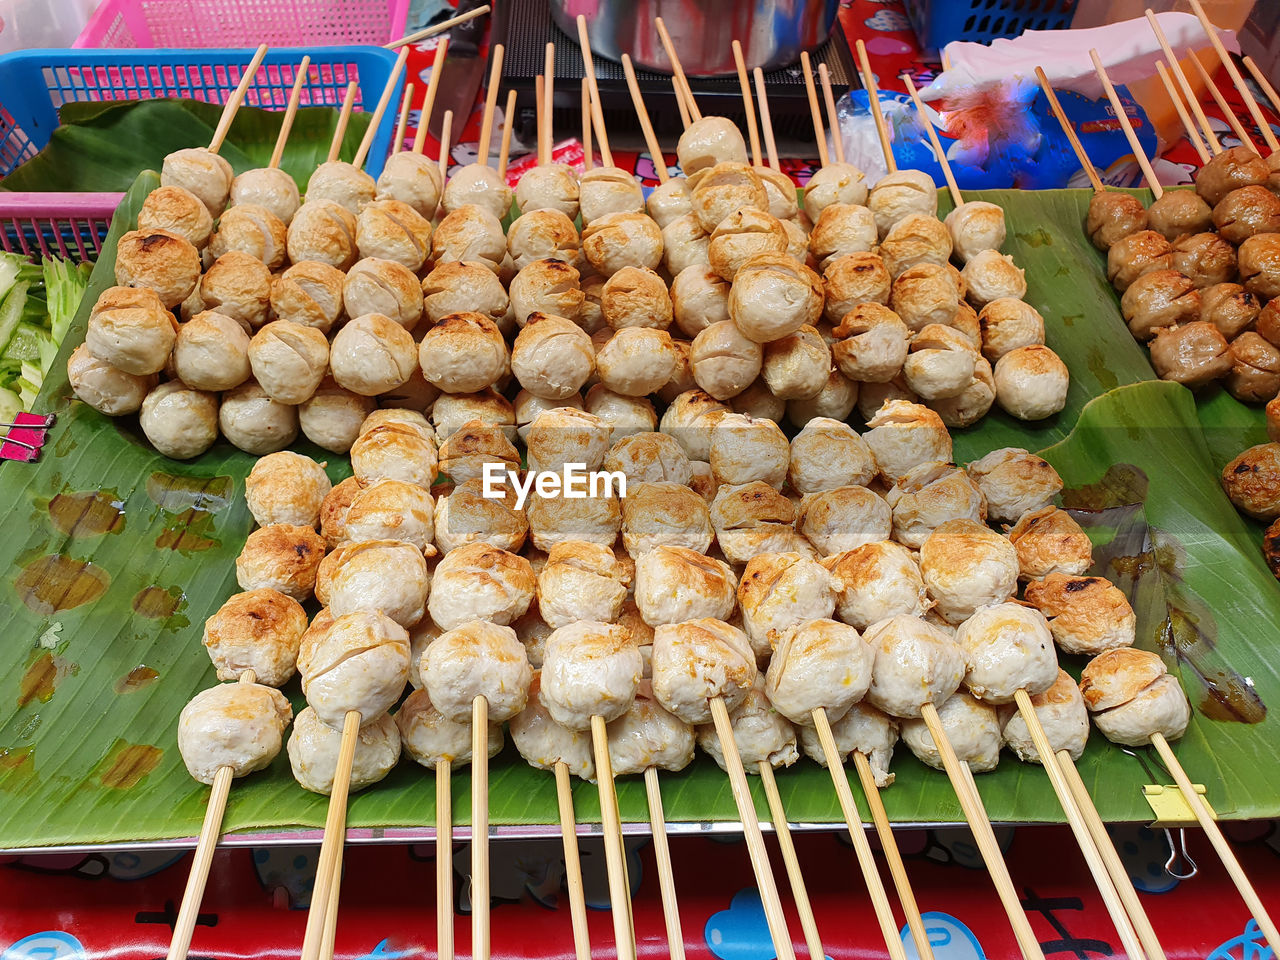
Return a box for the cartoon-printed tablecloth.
[2,821,1278,958]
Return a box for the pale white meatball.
[809,203,878,267]
[140,381,219,460]
[1000,669,1089,763]
[306,160,375,214]
[765,618,872,727]
[901,691,1002,772]
[803,161,870,222]
[727,254,824,343]
[436,419,521,484]
[606,682,696,774]
[539,620,642,729]
[286,199,358,270]
[356,196,432,269]
[585,385,658,441]
[537,542,630,628]
[620,481,713,555]
[646,176,692,230]
[396,687,503,768]
[596,327,678,397]
[731,377,786,421]
[330,314,417,397]
[696,675,798,770]
[67,343,155,416]
[325,539,429,628]
[965,447,1063,525]
[830,303,910,384]
[1008,506,1093,579]
[247,319,329,404]
[863,399,953,482]
[868,169,938,238]
[708,412,790,488]
[428,543,535,631]
[442,163,514,220]
[140,184,214,249]
[344,257,424,331]
[978,298,1046,363]
[525,406,612,474]
[903,324,977,400]
[350,422,438,490]
[288,706,400,794]
[993,345,1069,421]
[798,701,898,786]
[245,451,331,528]
[507,208,579,271]
[945,201,1006,263]
[161,147,234,217]
[375,150,444,219]
[786,367,859,427]
[863,614,965,718]
[422,619,533,723]
[634,546,736,627]
[823,542,929,631]
[578,166,646,226]
[659,389,730,461]
[796,485,892,556]
[1091,674,1191,746]
[650,618,757,724]
[662,213,711,276]
[677,116,749,175]
[343,480,435,554]
[737,552,837,656]
[431,204,507,272]
[510,671,596,779]
[526,489,622,551]
[419,312,510,394]
[178,681,292,784]
[761,325,830,400]
[603,432,691,485]
[515,163,579,219]
[955,602,1057,704]
[962,249,1026,307]
[885,461,987,549]
[690,320,762,401]
[173,310,250,392]
[671,265,730,338]
[919,518,1019,624]
[297,610,411,729]
[219,380,297,455]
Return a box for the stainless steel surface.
[551,0,840,76]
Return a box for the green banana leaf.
[0,99,373,194]
[0,176,1276,850]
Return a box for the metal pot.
[552,0,841,76]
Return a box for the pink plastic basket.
[75,0,411,48]
[0,192,123,262]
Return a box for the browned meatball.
[1168,232,1237,288]
[1200,283,1261,339]
[1086,191,1147,250]
[1239,233,1280,299]
[1147,321,1230,387]
[1212,185,1280,244]
[1146,189,1213,241]
[1226,332,1280,403]
[1196,145,1270,206]
[1107,230,1170,291]
[1222,442,1280,520]
[1264,518,1280,581]
[1121,269,1201,340]
[1258,300,1280,348]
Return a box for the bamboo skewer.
[645,766,687,960]
[576,16,613,167]
[1155,61,1210,163]
[1144,10,1222,154]
[385,4,490,49]
[655,18,701,122]
[621,54,670,183]
[543,42,556,164]
[589,714,638,960]
[268,56,310,168]
[438,110,453,180]
[901,74,962,206]
[1149,732,1280,953]
[327,81,359,164]
[319,841,343,960]
[413,38,449,155]
[812,709,909,960]
[581,79,594,170]
[1035,66,1107,192]
[476,44,506,168]
[437,758,455,960]
[757,762,824,960]
[732,40,762,167]
[1090,50,1164,198]
[300,709,361,960]
[208,43,269,154]
[1058,752,1168,960]
[353,45,409,170]
[818,63,846,165]
[472,697,492,960]
[536,75,547,166]
[672,75,692,130]
[166,671,258,960]
[1189,53,1254,149]
[392,82,414,156]
[851,752,933,960]
[1189,0,1279,152]
[555,762,593,960]
[708,696,797,960]
[498,89,518,179]
[920,702,1046,960]
[855,39,896,173]
[753,68,781,172]
[800,52,829,168]
[1243,56,1280,144]
[1012,690,1149,960]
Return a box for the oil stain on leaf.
[47,489,126,538]
[17,653,79,708]
[14,554,110,615]
[98,740,163,790]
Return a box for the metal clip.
[1163,828,1198,880]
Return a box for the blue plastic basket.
[0,46,405,180]
[902,0,1078,57]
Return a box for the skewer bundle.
[122,21,1276,960]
